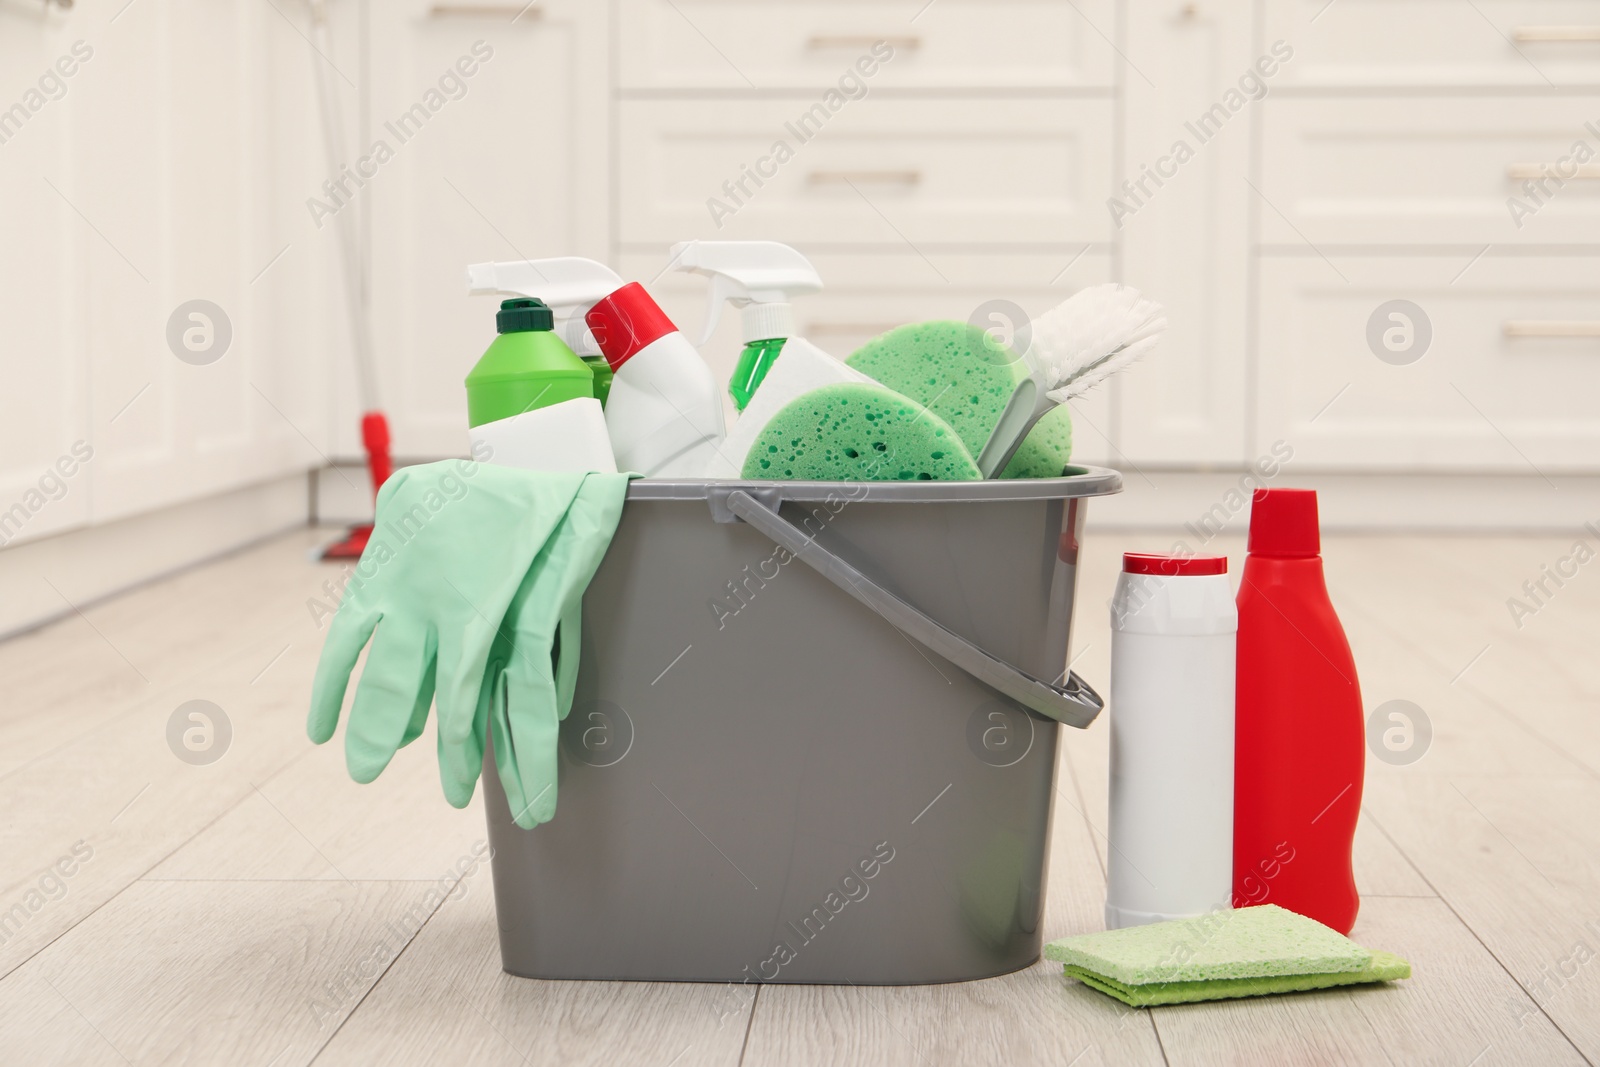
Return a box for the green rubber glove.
[480,473,629,828]
[308,460,586,808]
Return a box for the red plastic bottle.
[1233,488,1364,934]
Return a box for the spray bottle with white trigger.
[466,257,624,405]
[669,240,826,411]
[670,240,871,479]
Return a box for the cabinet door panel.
[1260,98,1600,247]
[74,0,329,524]
[1257,255,1600,472]
[1118,0,1254,466]
[0,6,88,546]
[619,99,1114,248]
[616,0,1116,90]
[1265,0,1600,89]
[364,0,608,458]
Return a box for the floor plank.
[0,528,343,976]
[0,634,323,975]
[1149,897,1585,1067]
[1366,774,1600,1060]
[0,528,333,780]
[312,871,756,1067]
[144,720,486,884]
[0,880,445,1066]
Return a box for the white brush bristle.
[1028,284,1167,403]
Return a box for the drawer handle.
[1508,163,1600,179]
[806,34,920,51]
[807,169,922,186]
[1512,25,1600,42]
[1504,320,1600,338]
[428,2,541,17]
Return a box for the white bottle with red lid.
[1106,552,1237,929]
[587,282,727,478]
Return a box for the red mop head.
[320,411,393,561]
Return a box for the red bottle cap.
[1122,553,1226,576]
[586,282,678,371]
[1247,488,1321,558]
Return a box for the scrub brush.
[975,284,1167,478]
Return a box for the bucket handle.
[722,490,1103,728]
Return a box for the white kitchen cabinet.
[617,98,1116,249]
[362,0,611,458]
[1116,0,1255,467]
[0,4,88,546]
[86,0,332,524]
[615,0,1117,91]
[1265,0,1600,89]
[1,0,331,544]
[1256,254,1600,471]
[1259,96,1600,248]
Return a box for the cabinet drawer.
[619,99,1114,247]
[620,249,1117,464]
[1265,0,1600,88]
[1256,255,1600,472]
[616,0,1115,90]
[1259,98,1600,247]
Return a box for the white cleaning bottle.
[1106,553,1237,930]
[466,257,624,406]
[586,282,727,478]
[668,239,868,479]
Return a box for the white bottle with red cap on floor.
[1106,552,1237,930]
[586,282,727,478]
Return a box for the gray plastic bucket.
[482,468,1122,985]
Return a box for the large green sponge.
[1043,904,1411,1008]
[741,382,980,482]
[1002,409,1073,479]
[846,321,1074,479]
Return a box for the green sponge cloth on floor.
[1044,905,1410,1007]
[846,320,1074,479]
[1064,952,1412,1008]
[741,382,980,482]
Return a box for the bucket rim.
[624,464,1123,504]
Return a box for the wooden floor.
[1,524,1596,1066]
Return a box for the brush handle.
[977,377,1054,478]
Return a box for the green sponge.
[1064,952,1412,1008]
[1000,408,1073,479]
[846,321,1073,479]
[741,382,980,482]
[1043,905,1410,1007]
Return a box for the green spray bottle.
[465,298,594,427]
[466,258,625,407]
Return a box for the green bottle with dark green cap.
[465,298,595,428]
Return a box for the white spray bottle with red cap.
[586,281,727,478]
[668,239,869,479]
